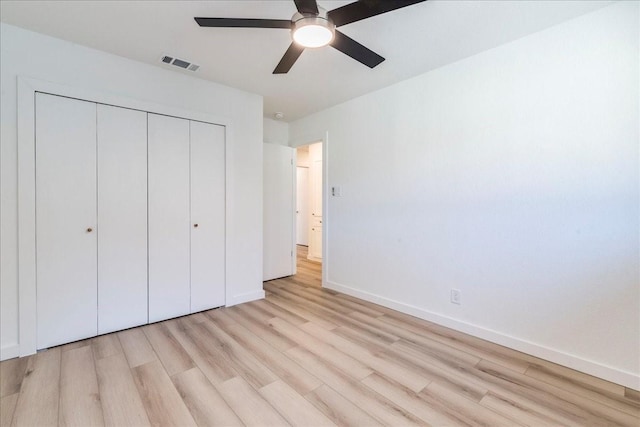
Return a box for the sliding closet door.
[97,105,148,334]
[36,93,97,349]
[148,113,190,322]
[190,121,225,312]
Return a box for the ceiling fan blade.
[330,30,384,68]
[328,0,427,27]
[273,43,305,74]
[294,0,319,15]
[194,17,292,29]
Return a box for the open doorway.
[295,142,322,284]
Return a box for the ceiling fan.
[195,0,427,74]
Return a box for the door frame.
[290,131,329,286]
[16,76,232,357]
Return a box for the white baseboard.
[325,279,640,391]
[1,343,20,361]
[1,289,266,361]
[227,289,265,307]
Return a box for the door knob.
[86,227,93,233]
[193,224,199,228]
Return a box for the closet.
[97,104,148,335]
[148,114,225,322]
[36,94,101,349]
[35,93,225,349]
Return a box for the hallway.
[292,245,321,288]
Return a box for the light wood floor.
[294,244,322,287]
[1,248,638,426]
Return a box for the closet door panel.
[190,121,225,311]
[97,105,148,334]
[35,93,97,349]
[148,114,191,322]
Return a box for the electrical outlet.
[450,289,461,305]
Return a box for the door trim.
[17,76,231,357]
[290,131,329,287]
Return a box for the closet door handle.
[193,223,199,228]
[86,227,93,233]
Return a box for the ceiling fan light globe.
[292,17,335,48]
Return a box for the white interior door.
[36,93,98,349]
[309,225,323,259]
[307,142,323,261]
[310,159,323,218]
[97,105,148,334]
[296,167,309,246]
[190,121,225,312]
[148,113,190,322]
[263,143,295,281]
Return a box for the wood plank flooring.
[1,245,638,426]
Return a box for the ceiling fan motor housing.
[291,8,336,48]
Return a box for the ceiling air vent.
[160,55,200,72]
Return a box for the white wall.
[289,1,639,388]
[0,23,264,359]
[296,146,310,168]
[263,117,289,146]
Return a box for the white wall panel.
[97,104,148,334]
[148,113,191,322]
[263,118,289,146]
[35,93,97,349]
[289,2,639,387]
[190,121,225,312]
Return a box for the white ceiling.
[0,0,611,121]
